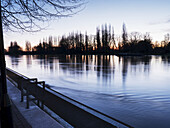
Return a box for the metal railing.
[6,68,132,128]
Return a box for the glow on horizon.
[3,0,170,49]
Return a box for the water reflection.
[26,55,32,69]
[120,56,151,84]
[162,55,170,65]
[5,55,170,128]
[7,55,155,86]
[10,55,21,67]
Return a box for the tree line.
[6,23,170,55]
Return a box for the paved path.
[7,79,64,128]
[11,100,32,128]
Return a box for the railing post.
[41,101,44,110]
[17,78,22,89]
[42,81,45,90]
[20,79,24,102]
[37,100,40,107]
[26,91,29,109]
[41,81,45,110]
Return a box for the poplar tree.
[96,27,101,51]
[122,23,128,45]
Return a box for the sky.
[3,0,170,49]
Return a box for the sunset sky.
[4,0,170,49]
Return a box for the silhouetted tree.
[48,36,53,47]
[8,41,22,54]
[70,32,75,49]
[108,24,112,48]
[25,41,31,52]
[7,23,170,55]
[48,36,53,53]
[102,25,105,52]
[104,24,109,51]
[143,32,152,42]
[33,42,43,53]
[164,33,170,47]
[93,36,97,51]
[96,27,101,51]
[88,35,94,52]
[128,32,142,52]
[137,35,153,54]
[129,32,142,44]
[111,27,116,49]
[79,33,84,52]
[75,33,79,50]
[122,23,128,45]
[85,32,89,52]
[59,36,70,52]
[100,24,111,53]
[165,42,170,53]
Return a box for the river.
[5,55,170,128]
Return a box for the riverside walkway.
[7,78,64,128]
[11,100,32,128]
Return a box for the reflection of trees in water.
[10,55,21,68]
[86,55,89,71]
[34,55,45,68]
[102,55,112,85]
[17,55,153,86]
[56,55,115,85]
[121,57,128,85]
[75,55,84,74]
[120,56,151,85]
[93,55,115,85]
[31,55,116,85]
[49,57,54,72]
[142,56,151,73]
[161,56,170,66]
[130,56,151,74]
[26,55,32,69]
[33,55,55,72]
[57,55,85,76]
[96,55,101,78]
[70,55,84,75]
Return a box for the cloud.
[149,18,170,25]
[149,21,163,25]
[163,28,170,32]
[166,19,170,23]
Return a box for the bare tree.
[96,27,101,51]
[108,24,111,48]
[48,36,53,47]
[143,32,152,42]
[129,32,142,44]
[122,23,128,45]
[25,41,31,51]
[164,33,170,46]
[85,31,89,51]
[2,0,85,31]
[111,27,116,49]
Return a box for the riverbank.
[5,50,170,56]
[7,78,64,128]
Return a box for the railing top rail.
[6,67,29,80]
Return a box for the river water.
[5,55,170,128]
